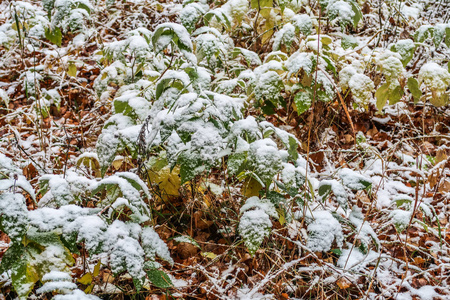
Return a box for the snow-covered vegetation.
[1,0,450,298]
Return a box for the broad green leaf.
[388,85,404,105]
[45,26,62,47]
[350,1,363,28]
[407,77,422,103]
[294,90,312,115]
[227,152,247,176]
[341,34,358,50]
[146,269,173,289]
[375,83,389,111]
[178,152,205,184]
[430,93,449,107]
[318,182,332,197]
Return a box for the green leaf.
[288,136,299,161]
[350,1,362,28]
[155,78,186,100]
[375,83,389,111]
[294,89,312,115]
[445,27,450,47]
[388,84,404,105]
[430,93,449,107]
[318,182,332,197]
[76,3,92,14]
[407,77,422,104]
[152,24,192,55]
[0,243,24,274]
[45,26,62,47]
[68,62,77,77]
[146,269,173,289]
[341,34,358,50]
[250,0,273,9]
[178,152,206,184]
[228,152,247,175]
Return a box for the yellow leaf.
[68,62,77,77]
[241,177,262,198]
[277,208,286,226]
[93,260,101,277]
[148,166,181,199]
[84,283,94,294]
[112,157,123,170]
[78,273,93,285]
[201,252,217,259]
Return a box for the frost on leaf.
[240,196,278,218]
[390,209,412,232]
[390,39,415,67]
[418,62,450,106]
[239,209,272,255]
[272,23,295,52]
[105,221,146,285]
[179,3,205,33]
[339,168,371,190]
[248,139,283,186]
[291,14,312,36]
[255,71,283,105]
[306,210,343,252]
[348,73,374,109]
[141,226,174,268]
[38,175,74,207]
[0,193,28,242]
[327,0,355,29]
[286,52,315,77]
[318,179,348,209]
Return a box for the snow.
[0,193,28,242]
[248,139,283,184]
[53,289,101,300]
[286,51,315,76]
[272,23,295,51]
[238,209,272,255]
[339,168,371,190]
[348,73,374,107]
[319,179,348,208]
[36,281,77,294]
[230,116,262,142]
[154,22,193,52]
[337,247,378,270]
[291,14,312,35]
[141,226,174,265]
[240,196,278,218]
[418,62,450,92]
[390,209,412,232]
[327,1,355,27]
[305,210,343,252]
[179,3,204,32]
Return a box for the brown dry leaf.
[435,149,448,164]
[428,170,440,189]
[356,190,371,203]
[336,277,352,289]
[438,180,450,193]
[177,242,199,259]
[23,163,37,180]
